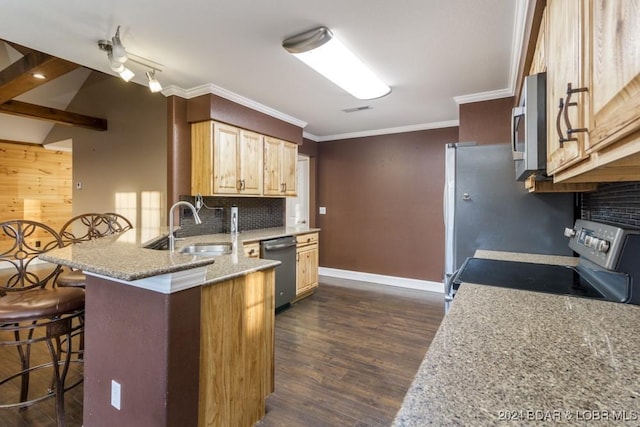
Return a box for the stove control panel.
[567,219,640,270]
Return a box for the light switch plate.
[319,207,327,215]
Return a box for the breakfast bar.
[39,227,296,427]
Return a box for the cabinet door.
[239,130,263,195]
[282,142,298,196]
[546,0,588,174]
[191,121,214,195]
[587,0,640,152]
[213,122,240,194]
[263,137,283,196]
[296,245,318,295]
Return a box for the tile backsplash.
[581,182,640,228]
[176,196,284,237]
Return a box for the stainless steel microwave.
[511,72,547,181]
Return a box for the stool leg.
[13,326,35,405]
[45,317,75,427]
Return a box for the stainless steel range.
[446,219,640,311]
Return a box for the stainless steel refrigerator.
[443,143,575,285]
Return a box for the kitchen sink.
[179,242,232,256]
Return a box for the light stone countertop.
[39,226,320,284]
[393,251,640,426]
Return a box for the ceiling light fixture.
[98,26,164,93]
[146,70,162,93]
[282,26,391,100]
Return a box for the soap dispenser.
[230,206,239,234]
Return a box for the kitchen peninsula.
[40,226,315,427]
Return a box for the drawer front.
[296,232,319,246]
[243,242,260,258]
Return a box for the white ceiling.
[1,0,525,142]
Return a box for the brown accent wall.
[317,127,459,282]
[84,276,201,426]
[458,97,515,145]
[44,72,167,227]
[186,93,303,144]
[167,96,191,207]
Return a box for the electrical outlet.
[111,380,121,410]
[319,207,327,215]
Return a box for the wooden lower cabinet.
[295,233,319,299]
[198,269,275,427]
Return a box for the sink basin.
[179,242,232,256]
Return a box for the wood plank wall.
[0,142,72,248]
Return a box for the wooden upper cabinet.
[191,121,215,196]
[546,0,588,175]
[586,0,640,152]
[238,129,264,195]
[213,123,240,194]
[540,0,640,183]
[282,141,297,196]
[191,121,263,196]
[264,137,297,196]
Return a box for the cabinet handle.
[563,83,589,139]
[241,179,246,190]
[556,97,569,147]
[236,180,242,190]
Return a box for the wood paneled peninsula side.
[39,227,299,427]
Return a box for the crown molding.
[453,88,514,105]
[162,83,307,129]
[308,120,460,142]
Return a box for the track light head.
[146,70,163,93]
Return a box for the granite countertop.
[393,251,640,426]
[39,226,320,283]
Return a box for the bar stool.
[0,220,85,426]
[56,213,133,288]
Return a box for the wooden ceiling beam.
[0,138,42,147]
[0,47,80,104]
[0,100,108,131]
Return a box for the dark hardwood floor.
[0,279,444,426]
[258,278,445,427]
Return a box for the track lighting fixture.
[146,70,163,93]
[98,26,164,93]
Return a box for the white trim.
[308,120,460,142]
[85,267,208,294]
[319,267,443,293]
[161,83,308,129]
[453,88,514,105]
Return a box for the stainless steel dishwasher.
[260,236,297,310]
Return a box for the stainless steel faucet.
[168,201,202,252]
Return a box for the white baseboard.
[318,267,444,293]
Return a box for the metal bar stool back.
[0,220,85,426]
[56,213,133,288]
